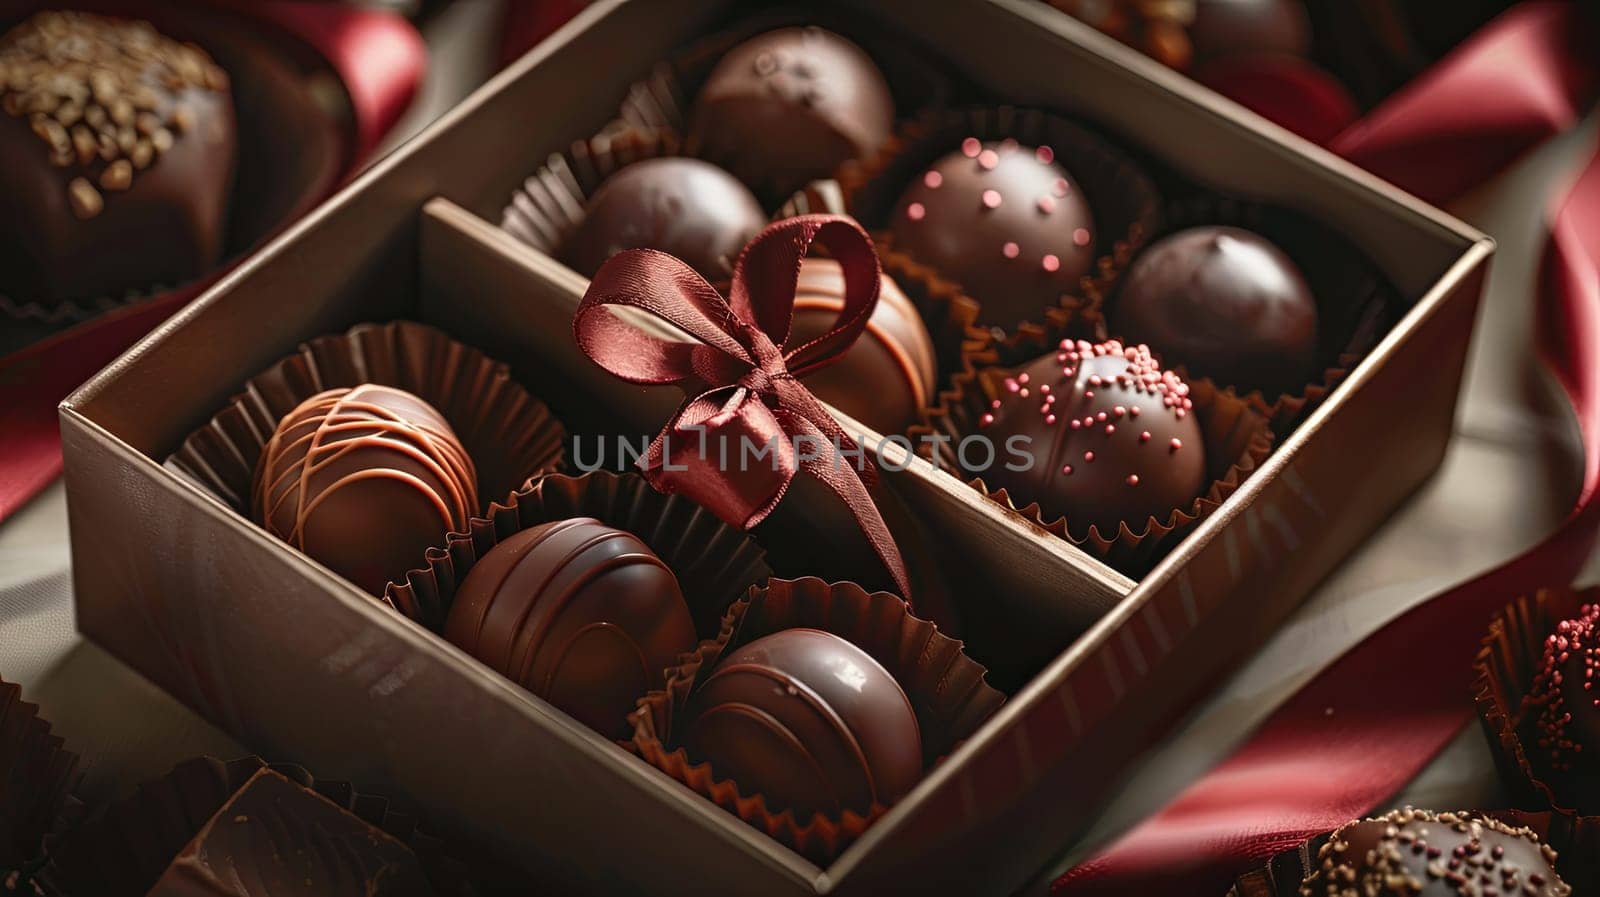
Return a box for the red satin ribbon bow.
[573,214,914,602]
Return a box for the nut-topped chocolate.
[1520,602,1600,796]
[890,138,1096,330]
[975,339,1206,536]
[0,11,236,302]
[687,26,893,199]
[253,385,478,596]
[1299,808,1570,896]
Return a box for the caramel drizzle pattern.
[794,263,937,414]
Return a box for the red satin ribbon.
[1055,3,1600,894]
[573,214,915,602]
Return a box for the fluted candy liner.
[37,755,475,896]
[1475,587,1600,817]
[1225,809,1598,897]
[819,105,1164,347]
[627,576,1006,862]
[0,679,79,874]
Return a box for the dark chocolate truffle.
[682,628,922,818]
[889,138,1096,330]
[443,518,696,738]
[791,258,937,435]
[975,339,1206,535]
[687,26,894,199]
[253,385,478,596]
[0,11,236,303]
[1299,808,1570,897]
[1111,226,1318,397]
[559,156,766,282]
[147,768,433,897]
[1521,602,1600,788]
[1189,0,1312,64]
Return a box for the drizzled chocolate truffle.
[443,518,696,739]
[254,385,477,596]
[791,258,937,435]
[559,157,766,282]
[1111,226,1318,397]
[682,628,922,818]
[1299,808,1570,897]
[1521,602,1600,798]
[975,339,1206,535]
[0,12,236,303]
[687,27,893,199]
[890,138,1096,330]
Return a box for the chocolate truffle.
[1111,226,1318,397]
[1189,0,1312,64]
[687,26,894,198]
[890,138,1096,330]
[1521,602,1600,792]
[975,339,1206,535]
[253,385,478,596]
[682,628,922,818]
[0,12,236,303]
[559,157,766,282]
[443,518,696,738]
[148,768,434,897]
[1299,808,1570,896]
[791,258,937,435]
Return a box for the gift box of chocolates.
[56,0,1493,894]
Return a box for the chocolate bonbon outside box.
[59,0,1492,894]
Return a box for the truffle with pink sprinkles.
[1521,602,1600,798]
[974,339,1206,536]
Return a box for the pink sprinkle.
[1036,145,1055,164]
[1104,424,1115,434]
[1037,196,1056,214]
[1002,241,1020,258]
[979,413,994,426]
[1061,464,1074,475]
[991,399,1002,409]
[1018,372,1031,383]
[961,137,982,157]
[1084,390,1094,398]
[978,149,1000,170]
[1052,178,1070,197]
[1130,406,1141,418]
[1042,254,1061,272]
[1113,406,1126,417]
[982,189,1003,209]
[1073,228,1092,247]
[1083,451,1095,463]
[1070,420,1081,430]
[1045,414,1057,424]
[1170,438,1183,451]
[1019,388,1029,398]
[1000,137,1019,152]
[1139,431,1151,442]
[1126,475,1140,486]
[1096,411,1107,421]
[923,170,943,189]
[906,202,926,221]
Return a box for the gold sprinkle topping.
[67,177,101,219]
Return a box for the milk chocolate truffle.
[682,628,922,818]
[976,339,1206,535]
[1521,602,1600,798]
[791,258,937,435]
[443,518,696,738]
[148,768,434,897]
[687,27,894,198]
[1299,808,1570,896]
[1189,0,1312,64]
[1111,226,1318,397]
[0,12,236,303]
[559,157,766,282]
[890,138,1096,330]
[253,385,478,596]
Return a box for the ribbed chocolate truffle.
[889,138,1096,330]
[0,11,236,303]
[1299,809,1570,897]
[1522,602,1600,789]
[1111,226,1318,397]
[791,258,937,435]
[444,518,696,739]
[559,156,766,282]
[1189,0,1312,64]
[975,339,1206,535]
[253,385,477,596]
[687,26,894,199]
[682,628,922,818]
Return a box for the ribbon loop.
[574,214,913,602]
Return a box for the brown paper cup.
[1114,196,1398,435]
[627,576,1006,862]
[1475,588,1600,817]
[0,680,79,874]
[914,331,1274,577]
[37,755,478,897]
[162,321,567,596]
[1226,809,1599,897]
[820,105,1164,346]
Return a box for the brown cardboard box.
[58,1,1492,894]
